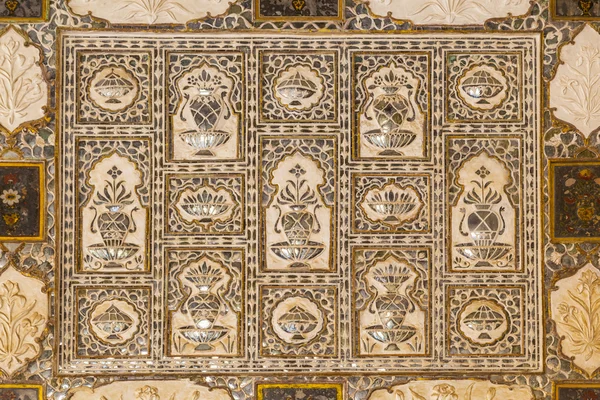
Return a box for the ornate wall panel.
[56,30,542,375]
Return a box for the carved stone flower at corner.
[0,26,48,135]
[550,25,600,139]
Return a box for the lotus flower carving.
[361,182,424,226]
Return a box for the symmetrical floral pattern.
[551,264,600,377]
[0,265,47,377]
[0,26,47,135]
[364,0,530,25]
[551,25,600,138]
[56,32,541,377]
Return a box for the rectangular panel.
[58,30,541,375]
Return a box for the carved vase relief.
[359,255,426,355]
[0,26,47,135]
[550,25,600,138]
[172,63,239,160]
[271,296,324,345]
[170,256,239,356]
[358,63,425,158]
[360,182,424,227]
[551,263,600,377]
[89,66,139,112]
[175,184,236,227]
[89,298,141,345]
[0,265,47,377]
[450,152,516,271]
[457,299,509,346]
[81,153,148,272]
[265,153,331,271]
[273,64,325,111]
[457,64,508,110]
[59,33,541,375]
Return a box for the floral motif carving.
[172,63,239,160]
[551,25,600,138]
[367,380,534,400]
[358,255,427,355]
[358,62,425,159]
[69,381,232,400]
[450,152,517,271]
[364,0,529,25]
[170,256,239,356]
[262,143,335,272]
[552,264,600,377]
[67,0,237,25]
[0,26,47,135]
[81,153,148,272]
[0,265,47,377]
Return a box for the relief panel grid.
[57,31,542,374]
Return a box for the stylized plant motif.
[276,164,319,208]
[558,269,600,361]
[559,45,600,131]
[0,36,44,131]
[463,166,502,205]
[94,166,135,210]
[412,0,491,23]
[116,0,191,24]
[0,281,45,372]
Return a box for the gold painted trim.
[0,160,46,242]
[0,384,44,398]
[256,383,344,400]
[548,159,600,243]
[550,0,600,20]
[553,381,600,399]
